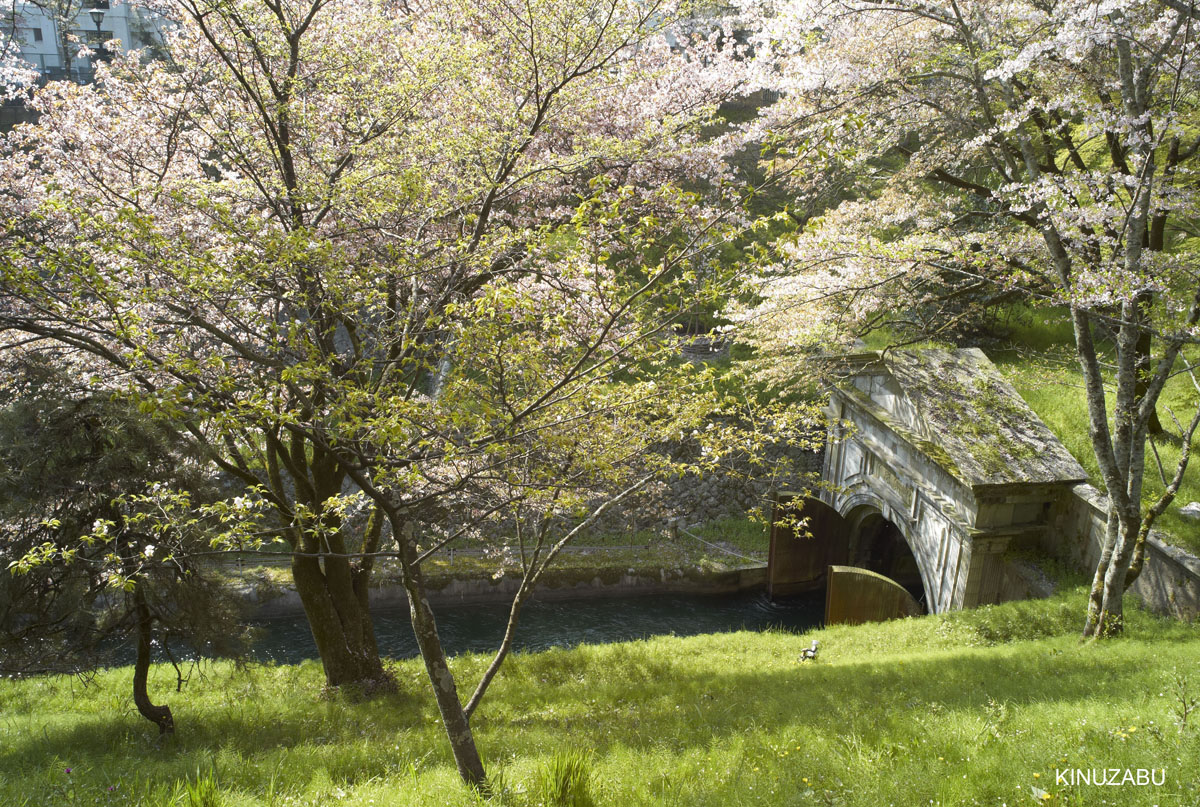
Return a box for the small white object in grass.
[1180,502,1200,520]
[799,639,819,662]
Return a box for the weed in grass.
[1166,665,1199,732]
[976,697,1009,745]
[534,750,594,807]
[183,767,221,807]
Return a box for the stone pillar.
[957,532,1013,608]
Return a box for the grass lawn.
[2,585,1197,807]
[691,517,769,558]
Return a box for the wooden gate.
[824,565,923,625]
[767,493,849,597]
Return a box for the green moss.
[838,356,1047,479]
[912,364,1039,477]
[915,439,960,475]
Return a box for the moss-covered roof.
[836,348,1088,489]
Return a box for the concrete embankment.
[244,564,769,619]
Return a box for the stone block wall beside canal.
[664,437,825,527]
[1046,483,1200,621]
[247,564,770,618]
[482,432,826,540]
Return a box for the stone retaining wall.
[663,442,824,527]
[248,564,769,618]
[515,439,825,543]
[1046,483,1200,620]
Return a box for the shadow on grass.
[1,671,428,781]
[469,635,1170,754]
[2,616,1195,803]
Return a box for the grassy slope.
[862,309,1200,556]
[988,311,1200,555]
[2,587,1197,807]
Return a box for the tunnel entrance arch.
[814,349,1089,613]
[766,493,929,620]
[843,505,929,611]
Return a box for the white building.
[5,1,165,82]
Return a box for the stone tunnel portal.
[767,495,927,613]
[818,348,1090,613]
[766,494,847,598]
[844,508,927,610]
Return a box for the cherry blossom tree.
[732,0,1200,637]
[0,0,764,784]
[0,6,37,96]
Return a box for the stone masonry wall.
[465,438,825,545]
[666,441,826,527]
[1046,483,1200,620]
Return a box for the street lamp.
[86,7,107,69]
[87,7,105,33]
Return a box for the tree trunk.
[262,437,386,688]
[1097,545,1129,636]
[1083,509,1120,638]
[1092,510,1138,637]
[464,577,531,720]
[1133,316,1164,436]
[1080,298,1151,638]
[394,530,487,788]
[351,506,386,662]
[292,551,387,688]
[132,586,174,735]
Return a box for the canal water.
[248,589,825,663]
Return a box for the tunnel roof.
[831,348,1088,489]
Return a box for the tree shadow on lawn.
[0,679,429,775]
[1,635,1185,794]
[470,637,1181,756]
